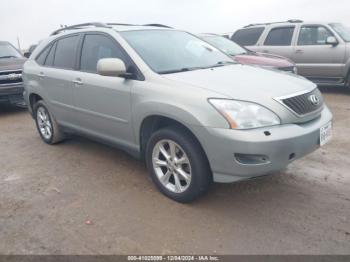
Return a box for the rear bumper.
[0,83,25,104]
[192,106,333,183]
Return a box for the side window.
[44,42,57,67]
[35,45,51,65]
[264,27,295,46]
[298,26,334,45]
[231,27,264,46]
[53,35,79,70]
[80,34,126,73]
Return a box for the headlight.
[209,99,280,129]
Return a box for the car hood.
[162,64,314,100]
[161,64,319,123]
[234,52,294,68]
[0,57,26,71]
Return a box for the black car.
[0,41,26,106]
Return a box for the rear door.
[292,24,345,79]
[37,34,80,125]
[71,33,136,147]
[258,26,296,59]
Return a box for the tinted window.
[36,45,51,65]
[45,42,57,66]
[53,35,79,69]
[231,28,264,46]
[264,27,295,46]
[298,26,334,45]
[80,34,126,73]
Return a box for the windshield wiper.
[0,55,17,59]
[208,60,237,68]
[159,66,207,74]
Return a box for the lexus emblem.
[308,94,320,106]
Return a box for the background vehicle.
[231,20,350,87]
[24,44,38,58]
[0,41,26,106]
[199,33,297,73]
[23,23,332,203]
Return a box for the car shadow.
[318,86,350,95]
[0,103,27,116]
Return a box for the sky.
[1,0,350,50]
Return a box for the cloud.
[1,0,349,49]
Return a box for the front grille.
[280,88,324,116]
[0,70,23,85]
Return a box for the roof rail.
[108,23,173,28]
[244,19,303,28]
[51,22,110,36]
[143,24,173,28]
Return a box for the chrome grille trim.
[0,69,23,85]
[274,88,324,117]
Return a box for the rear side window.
[264,27,295,46]
[36,45,51,65]
[231,27,264,46]
[80,34,126,73]
[45,42,57,67]
[298,26,334,45]
[53,35,79,70]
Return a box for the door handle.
[296,49,304,54]
[72,78,83,85]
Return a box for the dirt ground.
[0,87,349,255]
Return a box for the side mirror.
[23,52,31,58]
[326,36,338,46]
[97,58,131,78]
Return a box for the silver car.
[231,20,350,87]
[23,23,333,202]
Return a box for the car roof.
[242,20,335,29]
[50,22,174,36]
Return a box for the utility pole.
[17,36,21,51]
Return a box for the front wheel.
[146,127,212,203]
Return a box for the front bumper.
[192,106,333,183]
[0,83,25,104]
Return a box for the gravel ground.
[0,87,349,255]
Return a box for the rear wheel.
[34,100,65,144]
[146,127,212,203]
[346,72,350,88]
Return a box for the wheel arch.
[138,115,210,168]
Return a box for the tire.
[33,100,65,144]
[146,126,212,203]
[346,72,350,88]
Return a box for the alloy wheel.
[152,139,192,193]
[36,106,52,140]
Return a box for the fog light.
[234,154,270,165]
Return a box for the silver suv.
[232,20,350,87]
[23,23,333,202]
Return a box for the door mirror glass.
[326,36,338,46]
[97,58,127,77]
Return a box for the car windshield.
[201,35,248,56]
[120,30,235,74]
[329,23,350,42]
[0,42,22,59]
